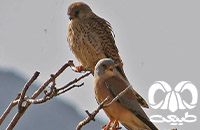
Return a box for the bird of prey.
[67,2,148,108]
[94,58,158,130]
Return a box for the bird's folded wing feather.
[88,16,128,80]
[105,76,148,119]
[88,16,122,64]
[105,76,158,130]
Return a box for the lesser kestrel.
[67,2,148,108]
[94,58,158,130]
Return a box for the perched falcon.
[94,58,158,130]
[67,2,148,108]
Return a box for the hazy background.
[0,0,199,129]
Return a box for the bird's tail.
[122,121,158,130]
[121,113,158,130]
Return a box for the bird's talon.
[111,120,119,130]
[76,65,83,72]
[101,125,110,130]
[101,126,109,130]
[101,120,113,130]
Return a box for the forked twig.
[0,60,91,130]
[76,85,132,129]
[76,97,110,130]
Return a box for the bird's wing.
[88,15,120,61]
[84,16,149,108]
[86,15,126,72]
[87,15,129,82]
[105,76,158,130]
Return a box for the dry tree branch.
[24,74,57,104]
[0,59,177,130]
[76,85,132,130]
[0,94,20,126]
[30,60,75,100]
[76,96,110,130]
[57,83,84,96]
[0,71,39,127]
[0,59,138,130]
[18,71,40,112]
[0,60,91,130]
[57,72,91,95]
[5,61,73,130]
[5,72,40,130]
[25,72,91,104]
[76,84,178,130]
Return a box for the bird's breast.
[94,77,135,121]
[94,78,110,103]
[68,21,106,69]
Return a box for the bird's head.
[94,58,116,78]
[67,2,93,21]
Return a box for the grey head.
[94,58,115,77]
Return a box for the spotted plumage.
[67,2,148,108]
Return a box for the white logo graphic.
[148,81,198,125]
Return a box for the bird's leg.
[70,64,83,72]
[101,120,113,130]
[111,120,119,130]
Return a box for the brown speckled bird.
[67,2,148,108]
[94,58,158,130]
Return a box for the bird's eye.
[102,64,106,69]
[75,10,79,17]
[106,65,114,71]
[109,67,113,71]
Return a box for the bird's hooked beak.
[69,16,72,20]
[107,65,114,71]
[68,13,74,20]
[67,9,74,21]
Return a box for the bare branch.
[31,60,74,99]
[0,71,39,127]
[0,94,20,125]
[76,85,132,130]
[0,58,177,130]
[5,61,75,130]
[24,75,56,104]
[18,71,40,112]
[25,72,91,104]
[25,95,53,104]
[57,83,84,95]
[76,96,110,130]
[57,72,91,91]
[1,60,92,130]
[46,74,56,96]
